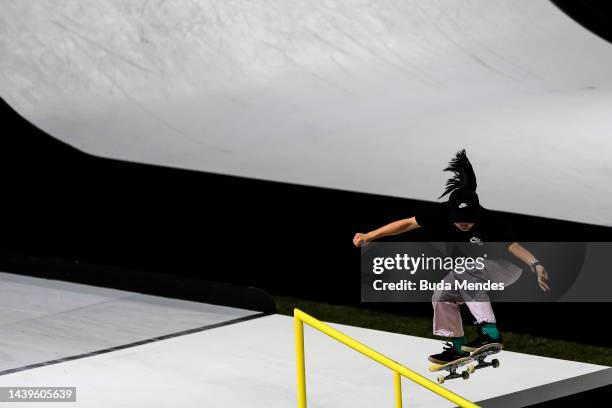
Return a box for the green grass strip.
[274,296,612,367]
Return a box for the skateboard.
[428,343,502,384]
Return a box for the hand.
[535,265,550,292]
[353,233,371,247]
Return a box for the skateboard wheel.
[461,371,470,380]
[467,364,475,374]
[436,375,445,384]
[492,359,500,368]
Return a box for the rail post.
[394,371,402,408]
[295,314,307,408]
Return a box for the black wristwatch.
[530,261,542,273]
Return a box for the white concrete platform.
[0,312,607,407]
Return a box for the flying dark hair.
[439,149,477,199]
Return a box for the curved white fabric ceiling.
[1,0,611,226]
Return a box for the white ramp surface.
[0,314,607,407]
[0,272,259,375]
[1,1,612,226]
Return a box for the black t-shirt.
[415,203,514,260]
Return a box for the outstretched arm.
[353,217,420,247]
[508,242,550,292]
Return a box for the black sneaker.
[461,324,503,353]
[428,342,469,365]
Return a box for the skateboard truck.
[436,366,470,384]
[467,355,500,374]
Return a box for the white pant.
[432,259,522,337]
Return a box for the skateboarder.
[353,150,550,365]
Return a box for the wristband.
[529,260,542,273]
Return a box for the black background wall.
[2,98,611,346]
[552,0,612,44]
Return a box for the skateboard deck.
[428,356,471,373]
[428,343,502,384]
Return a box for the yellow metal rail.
[294,308,479,408]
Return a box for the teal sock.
[451,336,467,352]
[482,323,500,340]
